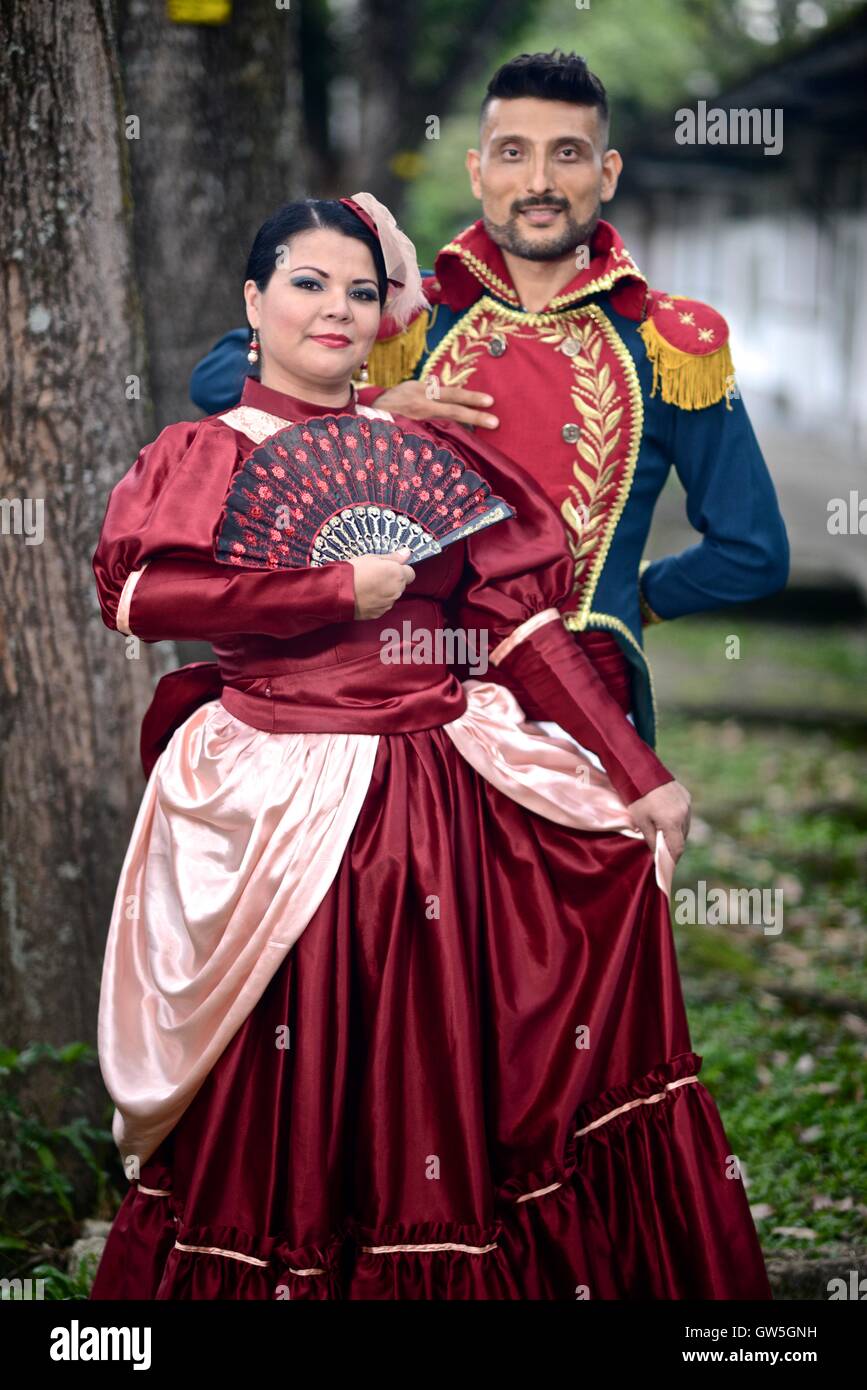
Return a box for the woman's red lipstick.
[310,333,352,348]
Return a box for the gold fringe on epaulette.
[365,310,430,389]
[638,318,735,411]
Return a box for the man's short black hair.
[480,51,609,141]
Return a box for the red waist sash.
[138,605,631,779]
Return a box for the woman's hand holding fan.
[349,547,416,619]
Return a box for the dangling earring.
[247,329,260,365]
[359,358,369,383]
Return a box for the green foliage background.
[402,0,864,258]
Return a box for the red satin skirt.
[90,714,772,1301]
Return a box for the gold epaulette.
[366,310,430,389]
[638,292,735,411]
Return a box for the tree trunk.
[0,0,162,1075]
[118,0,303,430]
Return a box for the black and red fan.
[214,415,515,569]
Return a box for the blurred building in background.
[615,6,867,602]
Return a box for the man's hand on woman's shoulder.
[373,379,499,431]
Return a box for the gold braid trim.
[439,239,520,304]
[546,261,647,311]
[638,316,734,411]
[439,240,646,312]
[365,310,430,388]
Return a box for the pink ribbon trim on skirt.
[443,680,675,897]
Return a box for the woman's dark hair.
[245,198,389,305]
[481,51,609,142]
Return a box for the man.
[190,51,789,860]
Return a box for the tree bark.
[0,0,162,1068]
[118,0,303,429]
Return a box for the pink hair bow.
[340,191,430,329]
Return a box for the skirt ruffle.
[94,1052,771,1300]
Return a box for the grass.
[648,615,867,719]
[650,618,867,1258]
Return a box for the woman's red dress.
[88,378,772,1300]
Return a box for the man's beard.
[483,198,602,262]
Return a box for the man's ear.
[465,148,482,201]
[600,148,623,204]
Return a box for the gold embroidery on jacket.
[439,239,521,305]
[422,307,533,388]
[422,299,643,625]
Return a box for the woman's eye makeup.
[290,277,377,301]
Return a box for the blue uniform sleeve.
[640,392,789,619]
[189,327,250,414]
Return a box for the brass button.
[561,422,582,443]
[488,334,507,357]
[562,338,581,357]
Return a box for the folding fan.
[214,415,515,569]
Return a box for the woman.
[89,194,772,1300]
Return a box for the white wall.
[617,197,867,450]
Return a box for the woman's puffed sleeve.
[92,419,357,642]
[423,417,674,807]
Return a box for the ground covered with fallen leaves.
[651,617,866,1262]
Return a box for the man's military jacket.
[189,218,789,746]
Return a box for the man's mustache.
[511,199,571,214]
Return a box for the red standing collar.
[240,375,359,420]
[430,217,648,320]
